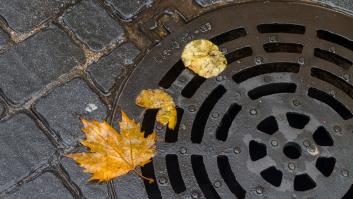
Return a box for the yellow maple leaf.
[135,89,177,129]
[181,39,227,78]
[65,111,156,183]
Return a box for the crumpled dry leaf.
[135,89,177,130]
[181,39,227,78]
[65,111,156,183]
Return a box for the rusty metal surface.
[116,1,353,198]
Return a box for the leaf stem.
[133,169,154,184]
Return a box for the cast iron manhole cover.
[117,1,353,198]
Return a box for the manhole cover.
[117,1,353,198]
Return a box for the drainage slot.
[232,62,300,83]
[248,83,297,100]
[257,24,305,34]
[264,43,303,53]
[216,103,242,141]
[166,154,186,193]
[315,157,336,177]
[141,110,162,198]
[313,126,334,146]
[191,155,221,199]
[141,161,162,199]
[311,68,353,100]
[181,76,206,98]
[165,108,184,143]
[283,142,302,159]
[257,116,278,135]
[142,109,158,137]
[308,87,353,120]
[159,60,185,89]
[225,47,253,64]
[191,86,226,143]
[211,28,247,45]
[249,140,267,161]
[286,112,310,129]
[260,166,283,187]
[217,156,246,199]
[314,48,352,69]
[317,30,353,52]
[294,174,317,191]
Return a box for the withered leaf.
[181,39,227,78]
[66,111,156,183]
[135,89,177,129]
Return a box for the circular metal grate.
[116,1,353,198]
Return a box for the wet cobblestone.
[0,114,54,187]
[0,27,84,102]
[88,42,140,93]
[0,0,71,33]
[35,78,106,145]
[62,0,124,51]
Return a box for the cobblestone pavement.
[0,0,352,198]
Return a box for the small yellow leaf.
[65,111,156,183]
[136,89,177,129]
[181,39,227,78]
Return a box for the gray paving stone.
[88,42,140,93]
[36,78,106,145]
[5,172,72,199]
[61,156,109,199]
[0,0,71,33]
[0,27,85,102]
[105,0,153,20]
[63,0,124,51]
[0,113,54,187]
[0,28,9,49]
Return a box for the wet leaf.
[136,89,177,129]
[181,39,227,78]
[65,111,156,183]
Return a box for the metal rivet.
[179,76,187,83]
[333,125,342,133]
[329,90,336,97]
[269,35,277,42]
[216,76,223,82]
[256,186,264,194]
[303,140,311,147]
[188,105,196,112]
[343,74,350,81]
[156,123,163,130]
[329,47,336,53]
[221,48,228,54]
[179,147,187,154]
[191,191,200,198]
[214,180,222,188]
[298,57,305,65]
[255,57,263,65]
[288,162,296,170]
[212,112,220,118]
[264,75,272,83]
[271,140,278,147]
[342,169,349,177]
[234,147,241,154]
[292,99,301,106]
[158,176,168,185]
[249,109,258,115]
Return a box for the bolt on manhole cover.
[116,1,353,199]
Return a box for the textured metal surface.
[116,1,353,198]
